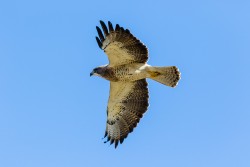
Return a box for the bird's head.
[90,65,107,77]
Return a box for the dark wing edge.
[95,20,148,63]
[104,79,149,148]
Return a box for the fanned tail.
[148,66,181,87]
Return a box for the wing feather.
[95,21,148,66]
[95,36,102,49]
[96,26,104,42]
[108,21,114,32]
[115,24,120,31]
[104,79,149,148]
[100,20,109,36]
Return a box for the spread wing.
[104,79,149,148]
[96,20,148,66]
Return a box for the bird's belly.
[113,64,149,82]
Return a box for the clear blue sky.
[0,0,250,167]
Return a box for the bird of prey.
[91,20,181,148]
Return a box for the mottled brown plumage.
[105,79,148,147]
[91,21,181,148]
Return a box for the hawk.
[90,21,181,148]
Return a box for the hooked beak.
[90,71,94,76]
[90,71,94,77]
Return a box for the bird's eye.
[94,68,99,73]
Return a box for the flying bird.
[91,20,181,148]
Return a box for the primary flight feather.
[91,21,181,148]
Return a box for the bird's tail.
[148,66,181,87]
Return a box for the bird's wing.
[96,21,148,66]
[104,79,149,148]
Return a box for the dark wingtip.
[108,21,114,32]
[120,138,124,144]
[115,140,119,148]
[103,131,108,138]
[110,139,114,145]
[125,29,130,33]
[100,20,108,36]
[96,26,104,41]
[95,37,102,49]
[104,136,110,143]
[115,24,120,31]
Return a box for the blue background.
[0,0,249,166]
